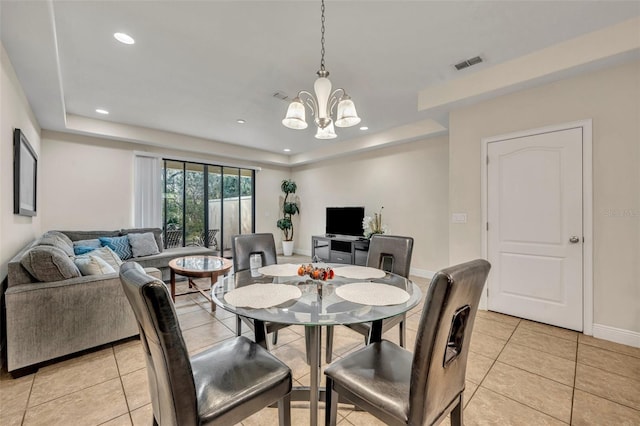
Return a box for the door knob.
[569,236,580,244]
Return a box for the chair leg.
[325,377,338,426]
[325,326,334,363]
[272,330,278,345]
[236,315,242,337]
[278,393,291,426]
[450,394,463,426]
[399,315,406,348]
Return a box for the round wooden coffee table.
[168,256,233,310]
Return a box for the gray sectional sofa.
[5,228,214,372]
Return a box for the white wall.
[449,60,640,336]
[40,131,289,238]
[0,44,41,278]
[40,135,134,230]
[256,166,291,247]
[40,130,450,274]
[292,136,450,275]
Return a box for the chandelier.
[281,0,361,139]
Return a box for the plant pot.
[282,241,294,256]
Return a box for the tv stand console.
[311,235,369,265]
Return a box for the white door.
[487,127,583,331]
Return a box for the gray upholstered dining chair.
[232,233,289,346]
[119,262,292,426]
[326,234,414,363]
[324,259,491,426]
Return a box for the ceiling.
[1,1,639,165]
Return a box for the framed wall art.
[13,128,37,216]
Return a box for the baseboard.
[293,248,312,257]
[409,268,436,279]
[592,323,640,349]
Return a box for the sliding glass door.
[163,161,185,248]
[162,160,255,255]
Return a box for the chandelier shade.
[335,95,361,128]
[315,121,337,139]
[282,97,308,129]
[281,0,361,139]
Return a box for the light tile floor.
[2,267,639,425]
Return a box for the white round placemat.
[225,284,302,309]
[335,283,410,306]
[257,263,301,277]
[333,266,386,279]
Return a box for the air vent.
[454,56,483,71]
[273,92,290,101]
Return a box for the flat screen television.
[326,207,365,237]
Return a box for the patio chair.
[206,229,219,250]
[165,229,183,248]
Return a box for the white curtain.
[134,154,162,228]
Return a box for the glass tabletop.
[211,266,422,327]
[173,256,227,272]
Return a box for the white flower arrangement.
[363,207,387,239]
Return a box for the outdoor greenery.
[276,179,299,242]
[163,163,253,245]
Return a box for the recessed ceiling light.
[360,126,368,130]
[283,148,291,152]
[96,108,109,115]
[114,32,135,45]
[236,119,246,124]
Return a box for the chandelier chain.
[281,0,360,136]
[320,0,326,71]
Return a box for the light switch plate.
[452,213,467,224]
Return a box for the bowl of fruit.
[297,264,334,281]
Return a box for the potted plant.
[276,179,299,256]
[363,206,387,239]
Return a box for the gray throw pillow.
[121,228,164,253]
[128,232,160,257]
[21,246,81,282]
[38,232,75,257]
[45,231,74,247]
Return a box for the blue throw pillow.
[73,238,101,255]
[99,236,133,260]
[74,246,97,256]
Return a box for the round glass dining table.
[211,265,422,426]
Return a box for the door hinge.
[486,155,489,165]
[486,222,489,231]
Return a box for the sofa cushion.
[74,255,116,275]
[135,246,214,269]
[38,233,74,257]
[99,236,133,260]
[59,230,121,242]
[20,246,81,282]
[128,232,160,257]
[44,231,73,248]
[90,246,124,270]
[120,228,164,253]
[73,238,102,255]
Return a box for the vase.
[282,241,294,256]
